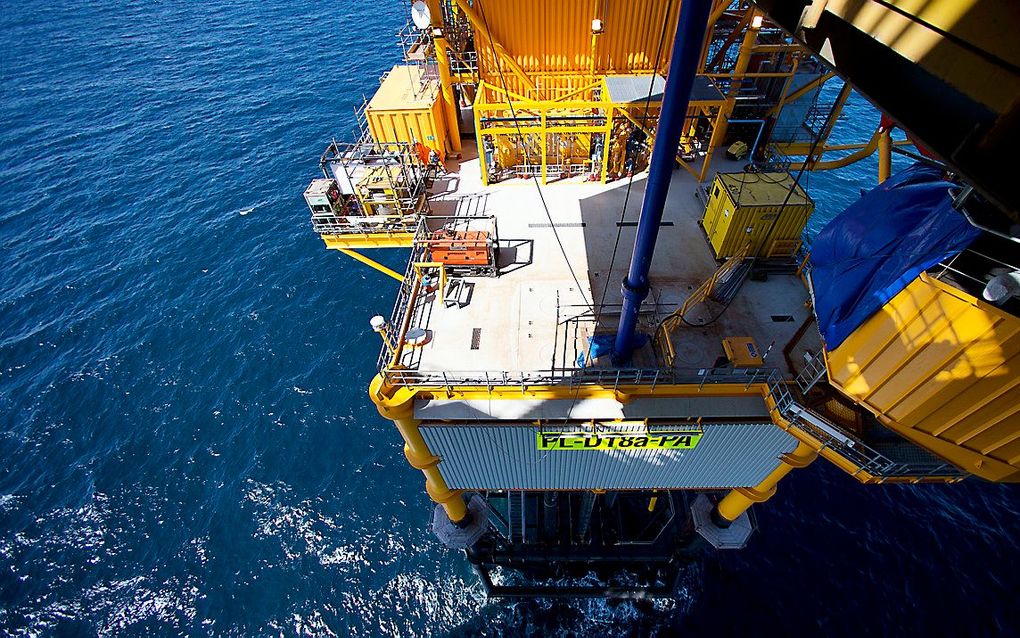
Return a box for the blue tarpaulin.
[577,333,649,367]
[809,163,981,350]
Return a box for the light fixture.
[751,15,763,29]
[591,18,604,34]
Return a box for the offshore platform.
[303,1,1019,597]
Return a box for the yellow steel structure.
[412,261,448,304]
[474,75,725,184]
[800,0,1020,117]
[877,127,892,183]
[700,172,813,258]
[366,65,451,158]
[425,0,461,153]
[335,248,405,282]
[321,232,415,250]
[711,6,762,146]
[368,377,963,495]
[467,0,684,77]
[715,440,816,523]
[370,375,468,523]
[825,273,1020,482]
[450,0,538,94]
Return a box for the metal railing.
[448,50,479,79]
[794,350,827,394]
[655,243,751,366]
[763,369,963,479]
[380,364,774,392]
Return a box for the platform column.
[877,127,892,183]
[369,375,468,523]
[427,0,462,154]
[714,440,817,524]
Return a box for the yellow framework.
[473,74,725,184]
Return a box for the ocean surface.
[1,2,1018,635]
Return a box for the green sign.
[536,432,703,451]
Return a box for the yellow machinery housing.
[367,65,451,159]
[825,273,1020,482]
[701,172,813,258]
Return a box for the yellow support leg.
[337,248,405,282]
[715,440,817,523]
[370,376,468,523]
[878,128,892,183]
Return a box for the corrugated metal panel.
[827,273,1020,480]
[605,74,666,103]
[414,394,771,420]
[366,66,449,155]
[419,421,799,490]
[474,0,682,76]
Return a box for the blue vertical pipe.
[613,0,714,363]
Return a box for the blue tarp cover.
[577,333,649,367]
[809,164,980,350]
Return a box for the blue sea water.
[1,1,1018,635]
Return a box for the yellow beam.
[600,105,613,183]
[751,43,804,53]
[322,232,414,249]
[788,127,882,171]
[336,248,405,282]
[552,81,602,103]
[776,138,912,156]
[478,80,531,104]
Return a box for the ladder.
[506,491,526,544]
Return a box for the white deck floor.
[395,141,820,378]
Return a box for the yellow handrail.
[656,242,751,364]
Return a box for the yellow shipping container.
[366,65,450,158]
[701,172,814,258]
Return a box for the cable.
[558,0,675,431]
[476,0,674,435]
[476,0,593,310]
[587,0,675,357]
[673,75,839,329]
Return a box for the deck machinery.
[303,0,1020,597]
